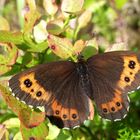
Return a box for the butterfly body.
[76,60,92,98]
[9,51,140,128]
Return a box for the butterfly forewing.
[9,61,74,107]
[9,61,92,128]
[87,51,140,121]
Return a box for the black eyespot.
[116,102,121,107]
[124,77,130,82]
[128,64,135,69]
[103,108,108,113]
[129,60,136,65]
[24,79,32,88]
[128,61,135,69]
[24,79,30,84]
[55,110,59,115]
[26,82,32,87]
[111,107,115,112]
[63,114,67,119]
[36,91,42,97]
[72,114,77,119]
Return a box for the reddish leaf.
[19,109,45,128]
[20,121,48,140]
[0,84,45,129]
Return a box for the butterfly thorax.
[77,55,89,82]
[76,61,92,96]
[76,61,88,77]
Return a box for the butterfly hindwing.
[9,61,92,128]
[87,51,140,120]
[44,67,92,128]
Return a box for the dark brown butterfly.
[9,51,140,128]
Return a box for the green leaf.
[81,38,99,59]
[17,38,48,53]
[21,121,48,140]
[0,112,16,123]
[1,64,22,76]
[115,0,128,9]
[27,41,48,52]
[56,130,72,140]
[44,49,60,62]
[82,45,97,58]
[0,65,11,76]
[0,31,23,44]
[47,19,64,35]
[22,52,33,65]
[84,0,106,12]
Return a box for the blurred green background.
[0,0,140,139]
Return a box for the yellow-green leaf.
[77,10,92,29]
[3,118,20,129]
[0,16,10,31]
[0,31,23,44]
[0,84,45,129]
[61,0,84,13]
[23,0,41,34]
[13,132,22,140]
[43,0,58,15]
[0,43,18,75]
[47,34,75,60]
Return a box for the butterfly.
[8,51,140,128]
